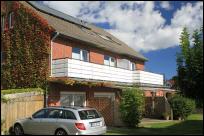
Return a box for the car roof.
[44,106,95,111]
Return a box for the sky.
[39,1,203,80]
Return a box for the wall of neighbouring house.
[1,92,44,133]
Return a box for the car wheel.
[55,129,67,135]
[14,124,24,135]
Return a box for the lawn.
[106,114,203,135]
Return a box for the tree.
[119,87,145,127]
[176,27,203,107]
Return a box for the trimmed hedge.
[169,95,196,120]
[1,88,44,95]
[119,87,145,127]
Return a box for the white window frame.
[81,49,89,62]
[72,48,89,62]
[60,92,86,106]
[104,55,116,67]
[129,61,135,71]
[9,12,14,29]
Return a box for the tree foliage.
[176,27,203,107]
[119,87,145,127]
[1,1,54,89]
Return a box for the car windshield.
[78,110,101,120]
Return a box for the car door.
[40,109,62,135]
[24,109,48,135]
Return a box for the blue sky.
[41,1,203,80]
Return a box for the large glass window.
[72,47,80,60]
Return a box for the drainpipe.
[45,32,59,108]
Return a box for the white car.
[13,106,107,135]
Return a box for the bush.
[119,87,145,127]
[169,95,196,120]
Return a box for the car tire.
[55,129,68,135]
[14,124,24,135]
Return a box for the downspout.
[45,32,59,108]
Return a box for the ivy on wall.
[1,1,54,89]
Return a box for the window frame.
[130,61,136,71]
[8,12,14,29]
[32,109,48,119]
[72,47,89,62]
[1,15,5,32]
[104,55,116,67]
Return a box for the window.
[104,55,116,67]
[47,109,62,119]
[62,110,76,120]
[1,15,4,31]
[60,92,86,106]
[72,48,89,62]
[130,62,135,71]
[72,48,80,60]
[81,50,89,62]
[78,110,101,120]
[9,12,14,29]
[117,59,130,70]
[104,55,110,66]
[32,109,48,118]
[110,57,116,67]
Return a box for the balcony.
[52,58,164,86]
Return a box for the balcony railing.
[52,58,164,86]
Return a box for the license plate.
[91,122,100,127]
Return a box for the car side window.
[32,109,48,119]
[47,109,62,119]
[62,110,76,120]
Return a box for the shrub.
[169,95,196,120]
[119,87,145,127]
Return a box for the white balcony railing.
[52,58,164,86]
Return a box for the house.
[1,1,175,126]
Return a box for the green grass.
[106,114,203,135]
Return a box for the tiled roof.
[20,1,148,61]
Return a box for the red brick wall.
[52,39,72,59]
[90,51,104,64]
[136,61,145,70]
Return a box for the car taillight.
[75,123,86,130]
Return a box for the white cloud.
[160,1,172,10]
[42,1,203,53]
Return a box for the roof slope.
[20,1,147,61]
